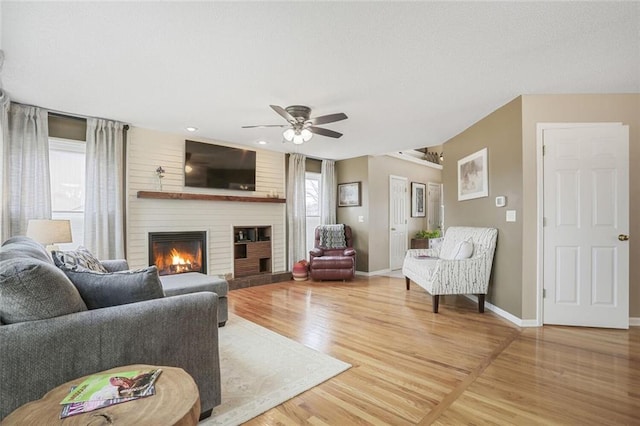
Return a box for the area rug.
[200,314,351,425]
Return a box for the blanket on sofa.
[318,224,346,248]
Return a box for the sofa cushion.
[0,258,87,324]
[0,236,53,264]
[52,246,108,273]
[61,266,165,309]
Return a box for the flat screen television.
[184,140,256,191]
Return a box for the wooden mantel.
[137,191,286,203]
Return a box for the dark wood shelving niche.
[137,191,286,203]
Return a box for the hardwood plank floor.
[227,275,640,425]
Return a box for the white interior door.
[543,125,629,329]
[389,175,408,270]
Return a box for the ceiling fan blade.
[309,126,343,139]
[241,124,287,128]
[270,105,297,124]
[308,112,348,126]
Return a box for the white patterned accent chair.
[402,226,498,313]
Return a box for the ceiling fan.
[242,105,348,144]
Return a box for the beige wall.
[336,155,441,273]
[48,114,86,141]
[521,94,640,319]
[336,156,369,271]
[442,97,524,317]
[442,94,639,321]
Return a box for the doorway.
[540,123,629,329]
[389,175,408,270]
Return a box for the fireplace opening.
[148,231,207,276]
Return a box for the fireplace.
[148,231,207,276]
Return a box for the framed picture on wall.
[338,182,361,207]
[411,182,426,217]
[458,147,488,201]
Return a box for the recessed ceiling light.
[185,127,198,132]
[257,140,268,145]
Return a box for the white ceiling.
[2,2,639,160]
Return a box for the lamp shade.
[26,220,72,245]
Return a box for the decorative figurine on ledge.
[156,166,165,191]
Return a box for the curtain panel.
[287,153,306,269]
[0,90,10,240]
[84,118,125,259]
[4,103,51,238]
[320,159,336,225]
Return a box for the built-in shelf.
[234,226,272,278]
[137,191,286,203]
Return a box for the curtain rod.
[11,101,130,130]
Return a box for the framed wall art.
[338,182,361,207]
[411,182,426,217]
[458,147,488,201]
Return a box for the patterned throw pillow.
[51,246,108,273]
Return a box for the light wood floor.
[228,275,640,425]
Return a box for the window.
[49,138,86,249]
[305,172,321,256]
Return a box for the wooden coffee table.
[3,364,200,425]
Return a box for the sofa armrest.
[343,248,356,257]
[309,248,324,258]
[0,292,220,420]
[100,259,130,272]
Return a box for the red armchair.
[309,225,356,281]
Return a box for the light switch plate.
[358,215,364,223]
[495,196,506,207]
[506,210,516,222]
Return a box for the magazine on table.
[60,368,162,405]
[60,385,155,418]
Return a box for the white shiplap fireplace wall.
[126,127,286,277]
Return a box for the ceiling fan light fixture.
[292,132,305,145]
[283,128,295,141]
[301,128,313,142]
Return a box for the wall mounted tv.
[184,140,256,191]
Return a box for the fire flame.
[153,244,202,275]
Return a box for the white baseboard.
[356,269,392,277]
[464,295,540,327]
[464,296,640,328]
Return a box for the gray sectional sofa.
[0,236,221,420]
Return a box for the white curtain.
[0,89,10,240]
[85,118,125,259]
[320,159,336,225]
[287,153,306,269]
[4,103,51,238]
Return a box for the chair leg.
[405,277,410,290]
[432,295,439,313]
[477,294,485,313]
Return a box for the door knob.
[618,234,629,241]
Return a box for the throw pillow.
[0,258,87,324]
[52,246,108,273]
[442,240,474,260]
[61,266,165,309]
